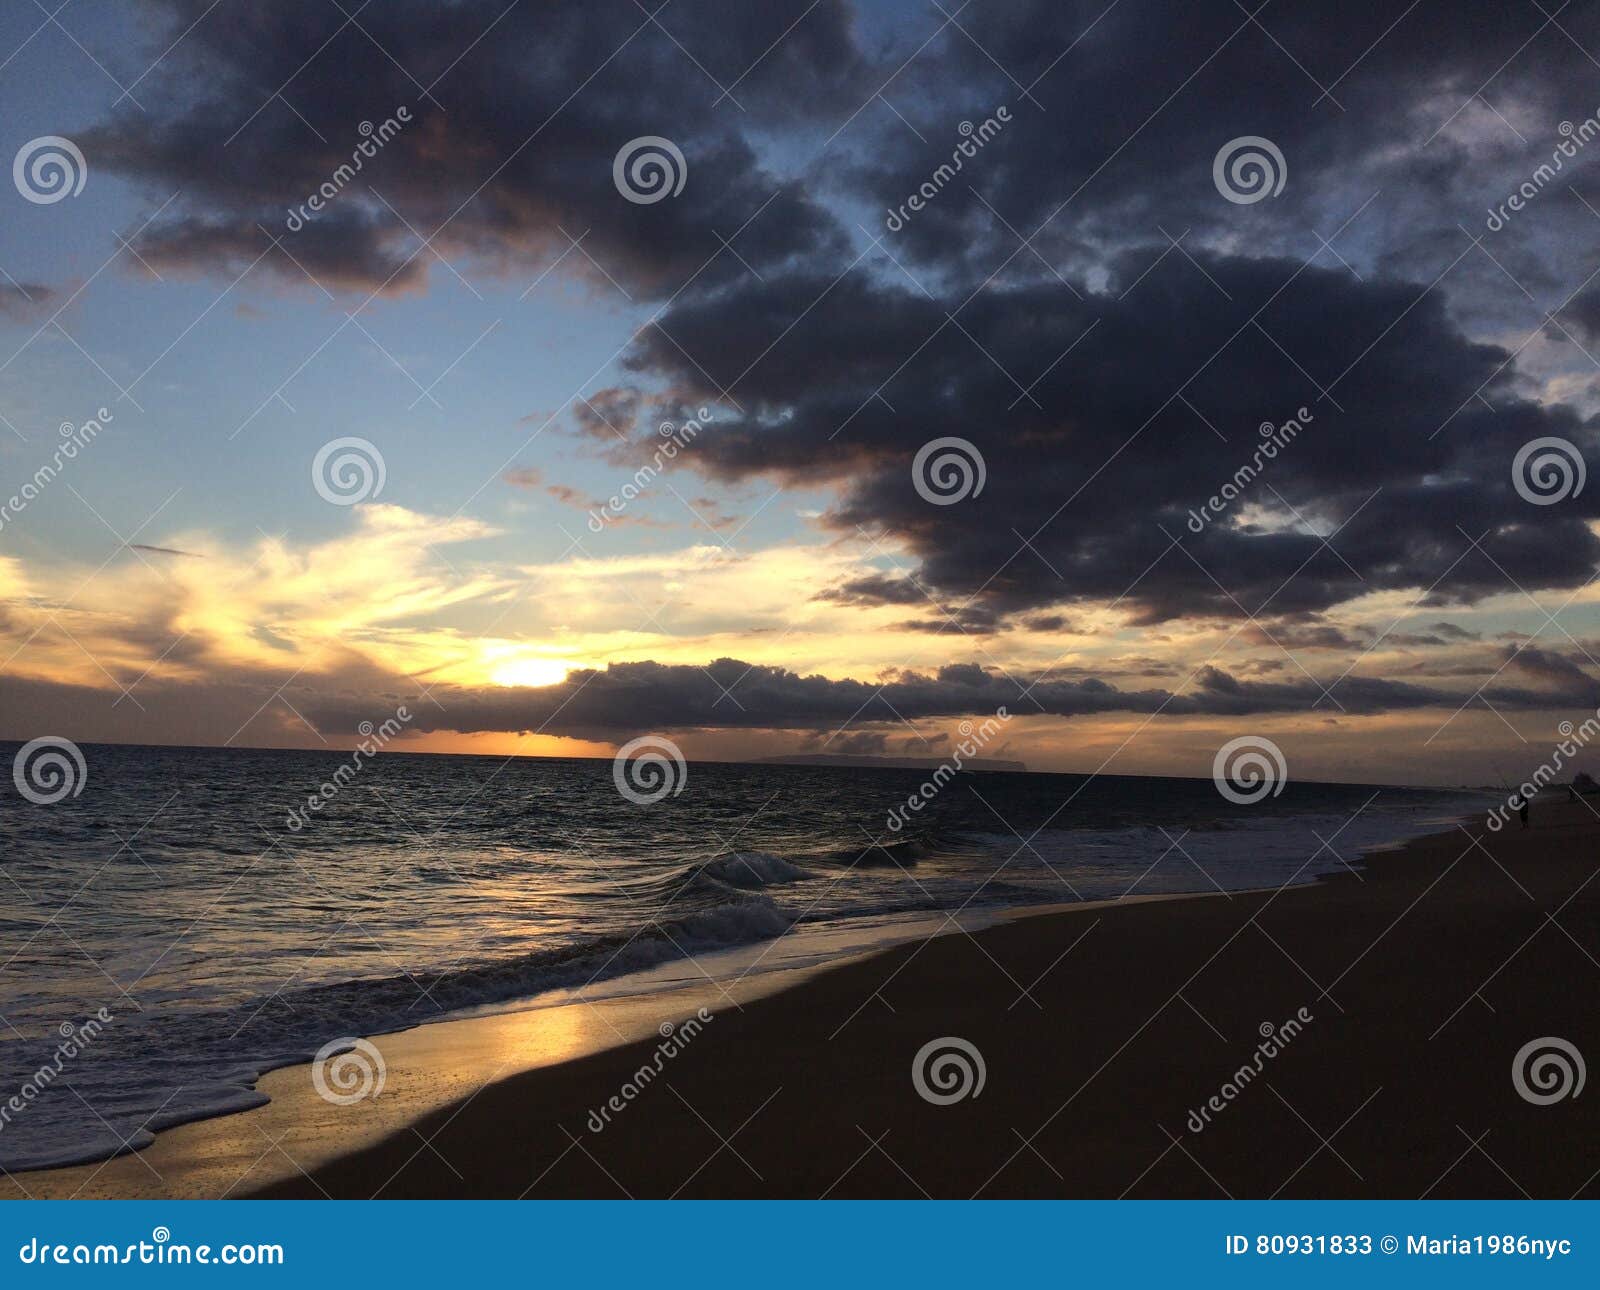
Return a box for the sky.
[3,0,1600,786]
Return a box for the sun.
[488,655,573,689]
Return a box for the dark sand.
[253,801,1600,1199]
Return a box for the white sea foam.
[696,851,808,888]
[0,746,1486,1174]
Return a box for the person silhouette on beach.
[1519,796,1530,829]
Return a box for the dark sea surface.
[0,741,1484,1170]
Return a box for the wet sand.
[9,801,1598,1198]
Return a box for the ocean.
[0,741,1484,1171]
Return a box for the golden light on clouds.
[3,501,1594,781]
[487,653,575,689]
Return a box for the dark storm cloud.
[889,605,1004,634]
[1385,631,1449,647]
[1241,620,1368,651]
[0,282,55,319]
[88,0,860,295]
[1504,642,1600,695]
[1249,619,1466,651]
[1564,283,1600,345]
[847,0,1600,298]
[572,388,645,442]
[89,0,1600,306]
[630,248,1600,624]
[1385,620,1484,647]
[72,0,1600,719]
[5,647,1597,746]
[282,655,1600,739]
[812,730,890,755]
[815,574,927,606]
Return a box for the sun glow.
[488,655,574,689]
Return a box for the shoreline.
[0,890,1216,1200]
[0,801,1472,1192]
[259,800,1598,1198]
[0,958,830,1200]
[1,790,1474,1184]
[11,800,1588,1199]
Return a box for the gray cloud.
[37,0,1600,757]
[0,282,55,319]
[87,0,860,297]
[277,656,1600,739]
[630,250,1600,627]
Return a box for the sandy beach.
[7,801,1597,1200]
[15,5,1600,1262]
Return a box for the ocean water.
[0,741,1484,1171]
